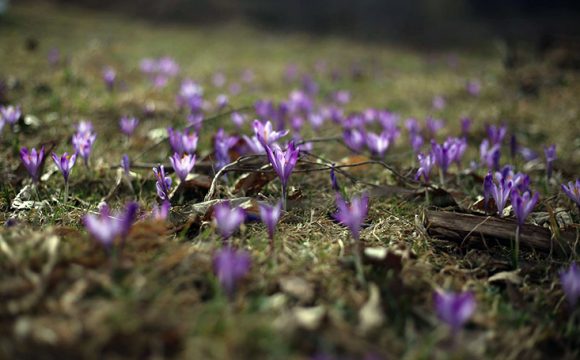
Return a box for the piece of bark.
[424,210,573,255]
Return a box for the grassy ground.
[1,2,580,359]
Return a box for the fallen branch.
[424,210,573,255]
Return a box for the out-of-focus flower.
[181,130,198,155]
[561,179,580,208]
[343,128,366,152]
[544,144,557,180]
[102,67,116,91]
[214,201,245,240]
[0,104,21,125]
[480,139,501,171]
[410,133,424,154]
[153,165,172,201]
[366,131,390,157]
[434,290,476,334]
[466,80,481,96]
[259,201,281,241]
[84,202,138,251]
[460,117,472,137]
[405,118,420,135]
[20,146,45,183]
[169,153,196,182]
[121,154,130,176]
[51,152,76,183]
[47,48,60,66]
[151,201,171,221]
[560,262,580,308]
[213,72,226,88]
[231,112,245,128]
[214,128,238,171]
[213,247,251,298]
[176,79,203,109]
[416,153,434,183]
[511,190,539,226]
[72,131,96,166]
[432,95,446,110]
[334,193,369,241]
[426,116,444,138]
[119,116,139,137]
[483,172,493,211]
[216,94,229,110]
[486,124,506,145]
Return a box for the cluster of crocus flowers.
[20,146,45,184]
[51,152,77,203]
[430,137,466,184]
[434,290,476,335]
[140,56,180,88]
[261,140,300,210]
[72,120,96,166]
[213,247,251,299]
[214,128,238,171]
[560,262,580,309]
[84,202,138,254]
[168,128,199,155]
[213,201,245,243]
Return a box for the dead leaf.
[488,270,523,285]
[358,283,384,335]
[279,276,315,304]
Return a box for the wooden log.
[424,210,573,255]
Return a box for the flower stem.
[353,238,366,286]
[281,185,287,211]
[439,169,445,187]
[63,181,69,205]
[425,184,430,206]
[513,225,520,268]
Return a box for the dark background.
[23,0,580,47]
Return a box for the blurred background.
[7,0,577,48]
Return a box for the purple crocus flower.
[334,193,369,241]
[84,202,139,251]
[51,152,77,183]
[460,117,472,137]
[231,112,245,128]
[244,120,289,154]
[561,179,580,208]
[153,165,172,201]
[544,144,557,180]
[102,67,116,91]
[75,120,94,134]
[343,128,366,152]
[511,190,539,226]
[259,201,282,242]
[20,146,45,183]
[0,105,21,125]
[214,128,238,171]
[181,130,199,155]
[213,247,251,298]
[434,290,476,334]
[466,80,481,96]
[432,96,446,110]
[480,139,501,171]
[214,201,245,240]
[167,128,184,155]
[151,201,171,221]
[119,116,139,137]
[426,117,444,138]
[262,141,300,209]
[482,172,493,211]
[121,154,130,176]
[330,164,340,192]
[405,118,420,135]
[490,176,512,217]
[486,124,506,145]
[431,139,461,181]
[410,133,424,154]
[72,128,96,166]
[169,153,196,182]
[560,263,580,308]
[47,48,60,67]
[177,79,203,109]
[213,72,226,87]
[366,131,390,157]
[416,153,434,184]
